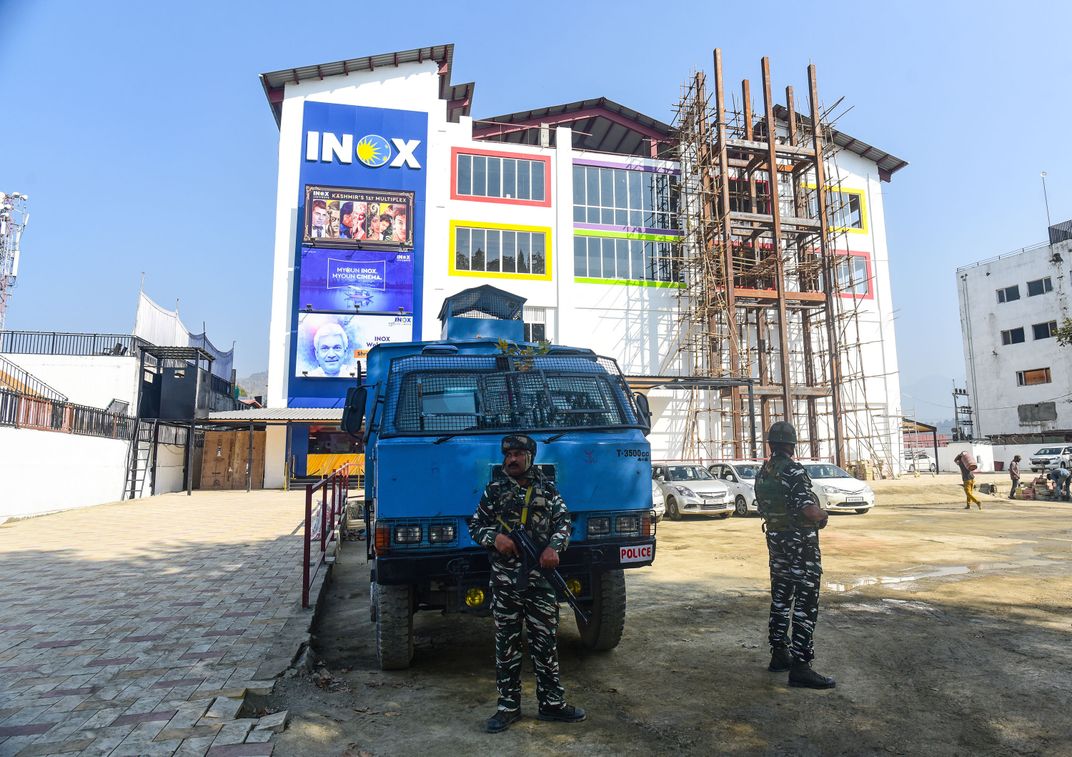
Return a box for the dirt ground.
[266,476,1072,756]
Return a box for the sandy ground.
[265,478,1072,756]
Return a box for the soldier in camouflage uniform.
[469,434,587,733]
[754,421,836,689]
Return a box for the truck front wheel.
[575,569,626,651]
[376,583,414,670]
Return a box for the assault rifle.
[505,523,590,625]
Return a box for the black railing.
[0,354,69,402]
[0,387,135,440]
[0,331,151,357]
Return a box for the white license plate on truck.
[620,544,653,564]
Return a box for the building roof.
[772,105,908,182]
[208,407,343,422]
[259,44,471,127]
[474,97,675,158]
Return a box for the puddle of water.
[826,565,971,593]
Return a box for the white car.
[652,463,733,520]
[708,461,761,516]
[1029,445,1072,473]
[904,450,936,473]
[804,462,875,514]
[651,479,666,522]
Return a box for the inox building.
[259,44,905,484]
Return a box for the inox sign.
[305,131,422,169]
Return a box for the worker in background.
[954,451,982,510]
[1008,455,1022,499]
[754,421,835,689]
[1047,462,1070,501]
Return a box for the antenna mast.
[0,192,29,331]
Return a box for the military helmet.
[501,434,537,457]
[766,421,797,445]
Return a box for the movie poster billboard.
[298,248,413,313]
[303,186,413,249]
[294,312,414,379]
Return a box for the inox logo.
[305,131,421,169]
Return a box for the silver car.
[652,463,733,520]
[804,462,875,514]
[708,461,761,516]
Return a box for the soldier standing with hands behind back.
[755,421,836,689]
[469,435,587,733]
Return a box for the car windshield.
[1036,447,1062,455]
[667,465,714,481]
[804,463,853,480]
[733,464,759,479]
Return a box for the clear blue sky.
[1,1,1069,421]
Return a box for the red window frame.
[451,146,552,208]
[834,251,873,300]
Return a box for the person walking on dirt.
[955,451,982,510]
[755,421,835,690]
[469,434,587,733]
[1009,455,1022,499]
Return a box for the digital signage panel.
[298,248,413,313]
[303,185,414,249]
[294,312,414,379]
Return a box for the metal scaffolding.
[673,50,890,470]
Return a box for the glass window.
[517,161,530,201]
[456,228,471,271]
[1027,277,1053,296]
[1001,327,1025,345]
[455,226,547,276]
[601,238,616,278]
[574,165,678,232]
[472,155,487,197]
[834,255,869,296]
[1017,367,1052,386]
[455,153,546,202]
[587,238,601,278]
[1032,321,1057,340]
[574,237,587,277]
[573,165,585,205]
[997,285,1020,303]
[457,154,472,196]
[503,159,517,199]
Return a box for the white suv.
[1030,445,1072,473]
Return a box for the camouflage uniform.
[469,467,572,714]
[755,452,822,663]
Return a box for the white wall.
[0,354,138,409]
[0,428,129,518]
[957,239,1072,437]
[265,424,287,489]
[154,443,186,494]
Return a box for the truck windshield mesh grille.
[383,354,638,434]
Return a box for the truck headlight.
[616,515,641,536]
[429,524,456,543]
[394,525,421,544]
[587,517,611,537]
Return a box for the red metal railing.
[302,462,352,608]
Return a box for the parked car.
[651,479,666,522]
[1029,445,1072,473]
[904,450,936,473]
[652,463,733,520]
[803,462,875,514]
[708,461,761,516]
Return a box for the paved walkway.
[0,490,317,757]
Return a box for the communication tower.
[0,192,29,331]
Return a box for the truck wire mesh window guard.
[386,355,638,434]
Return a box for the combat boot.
[788,661,836,689]
[485,709,521,733]
[537,703,587,723]
[768,647,792,672]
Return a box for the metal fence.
[0,331,151,357]
[302,463,351,608]
[0,387,135,440]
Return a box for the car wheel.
[666,497,682,521]
[855,508,869,515]
[734,495,748,517]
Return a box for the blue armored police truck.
[343,286,657,669]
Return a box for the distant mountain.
[236,370,268,401]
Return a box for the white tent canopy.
[133,292,234,380]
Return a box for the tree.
[1056,318,1072,346]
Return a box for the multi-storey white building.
[255,45,907,484]
[957,230,1072,440]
